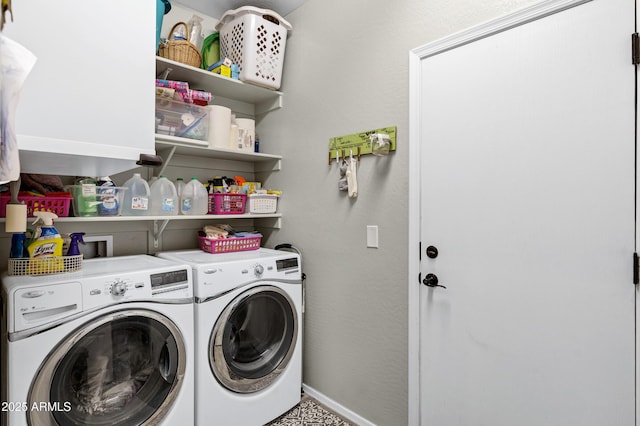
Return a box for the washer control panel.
[83,268,191,306]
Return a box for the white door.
[413,0,636,424]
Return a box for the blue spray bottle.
[10,233,28,258]
[66,232,86,256]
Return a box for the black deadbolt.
[426,245,438,259]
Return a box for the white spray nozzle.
[32,211,59,226]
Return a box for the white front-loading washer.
[1,255,194,426]
[156,248,302,426]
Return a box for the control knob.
[110,280,127,296]
[254,264,264,276]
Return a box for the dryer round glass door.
[210,285,298,393]
[28,309,186,426]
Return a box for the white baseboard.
[302,384,376,426]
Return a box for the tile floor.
[267,394,353,426]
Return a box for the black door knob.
[422,273,446,289]
[426,245,438,259]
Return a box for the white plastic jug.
[180,177,208,215]
[150,176,178,216]
[122,173,150,216]
[175,178,186,199]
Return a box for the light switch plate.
[367,225,379,248]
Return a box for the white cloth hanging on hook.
[338,157,349,191]
[346,150,357,198]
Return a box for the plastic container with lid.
[97,176,119,216]
[122,173,150,216]
[150,176,179,216]
[73,177,97,217]
[180,177,208,215]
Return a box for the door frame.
[407,1,594,423]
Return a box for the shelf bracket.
[155,145,177,177]
[255,216,282,229]
[255,158,282,173]
[255,95,283,116]
[153,219,171,248]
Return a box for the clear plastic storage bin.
[155,96,209,141]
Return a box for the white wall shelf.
[155,136,282,162]
[1,213,282,248]
[150,55,285,246]
[0,213,282,223]
[155,136,282,175]
[156,57,283,115]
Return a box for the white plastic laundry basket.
[215,6,292,90]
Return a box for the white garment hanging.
[0,34,36,184]
[346,151,357,198]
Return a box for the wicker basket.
[158,22,202,68]
[8,255,83,276]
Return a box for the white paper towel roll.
[229,124,239,150]
[5,203,27,233]
[207,105,232,149]
[235,118,255,152]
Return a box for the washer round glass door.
[210,285,298,393]
[28,309,186,426]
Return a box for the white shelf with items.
[0,214,282,225]
[14,214,282,223]
[151,55,285,245]
[0,213,282,249]
[155,135,282,174]
[156,57,283,116]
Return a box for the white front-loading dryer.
[1,255,194,426]
[156,248,302,426]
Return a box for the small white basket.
[215,6,292,90]
[8,255,83,276]
[248,193,279,214]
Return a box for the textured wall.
[258,0,537,424]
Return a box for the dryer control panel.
[276,257,299,271]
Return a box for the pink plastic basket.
[198,235,261,253]
[0,194,71,217]
[209,193,247,215]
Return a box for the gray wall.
[0,1,540,424]
[258,0,537,424]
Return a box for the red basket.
[198,235,261,253]
[0,194,71,217]
[209,193,247,215]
